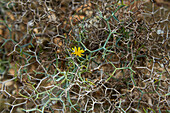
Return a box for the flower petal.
[78,47,80,51]
[72,48,75,51]
[75,46,77,52]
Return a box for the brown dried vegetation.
[0,0,169,113]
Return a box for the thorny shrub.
[0,0,169,113]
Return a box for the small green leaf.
[56,76,65,82]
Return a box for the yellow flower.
[72,46,85,57]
